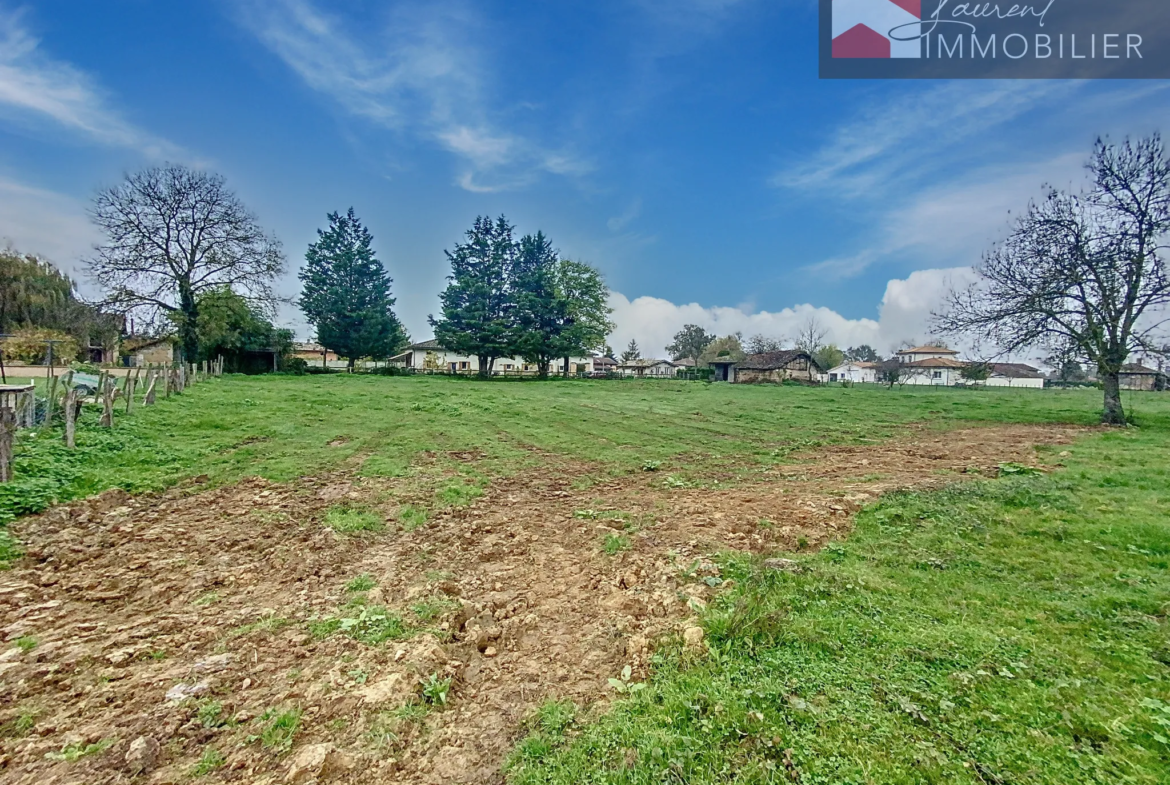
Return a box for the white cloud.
[804,152,1088,280]
[238,0,589,191]
[609,266,976,359]
[0,8,182,156]
[774,82,1077,198]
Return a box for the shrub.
[3,329,80,364]
[282,357,308,375]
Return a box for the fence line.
[0,354,224,483]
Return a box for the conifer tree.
[512,231,566,378]
[430,216,517,377]
[298,208,407,371]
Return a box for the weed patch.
[324,505,384,534]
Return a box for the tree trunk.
[348,357,355,373]
[178,281,199,365]
[478,356,492,378]
[1102,370,1126,425]
[563,356,570,378]
[538,361,549,379]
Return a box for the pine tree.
[298,208,407,371]
[430,216,517,377]
[620,338,641,363]
[511,232,566,378]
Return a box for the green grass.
[6,375,1161,535]
[398,503,429,531]
[506,426,1170,785]
[5,374,1170,782]
[45,738,114,762]
[323,505,384,534]
[602,533,631,556]
[345,573,377,593]
[254,708,300,754]
[190,747,226,776]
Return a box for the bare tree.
[746,334,785,354]
[792,316,828,355]
[936,136,1170,425]
[88,165,285,361]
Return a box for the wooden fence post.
[63,387,77,448]
[144,371,157,406]
[100,378,116,428]
[46,373,59,427]
[0,407,14,482]
[125,375,136,415]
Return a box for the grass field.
[4,375,1170,783]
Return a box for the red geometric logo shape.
[888,0,921,17]
[832,23,892,58]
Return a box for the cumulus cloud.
[609,266,978,359]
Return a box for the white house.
[825,361,878,384]
[390,339,596,375]
[615,359,679,378]
[985,363,1045,389]
[896,345,960,364]
[899,357,968,386]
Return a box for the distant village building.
[896,345,960,364]
[826,361,878,384]
[591,355,618,375]
[710,350,821,384]
[292,342,340,367]
[1119,363,1165,392]
[390,339,597,375]
[986,363,1045,389]
[615,359,679,378]
[123,336,177,367]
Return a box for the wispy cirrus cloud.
[781,81,1170,280]
[0,8,182,157]
[774,81,1079,198]
[237,0,591,192]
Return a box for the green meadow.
[3,375,1170,783]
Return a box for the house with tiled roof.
[389,339,597,376]
[1120,363,1165,392]
[986,363,1045,389]
[709,350,822,384]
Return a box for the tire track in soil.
[0,424,1080,784]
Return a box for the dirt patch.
[0,424,1079,784]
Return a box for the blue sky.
[2,0,1168,356]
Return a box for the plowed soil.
[0,424,1080,784]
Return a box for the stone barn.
[730,350,822,384]
[1120,363,1165,392]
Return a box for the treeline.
[8,164,613,379]
[296,211,612,377]
[0,249,121,364]
[659,321,881,371]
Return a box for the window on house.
[932,370,942,379]
[460,362,469,370]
